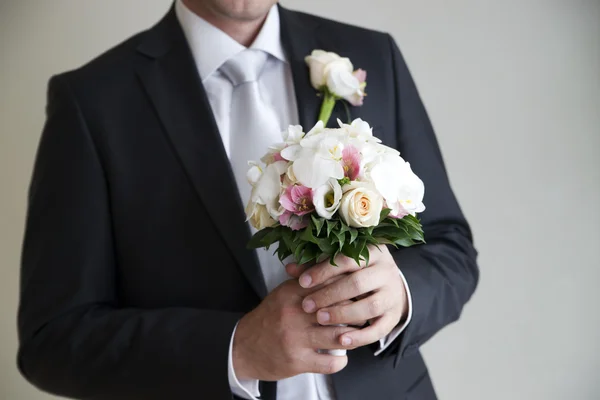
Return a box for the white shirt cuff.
[374,267,413,356]
[228,322,261,399]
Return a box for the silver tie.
[220,49,282,209]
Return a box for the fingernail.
[318,311,330,323]
[303,299,316,312]
[299,274,312,288]
[341,336,352,346]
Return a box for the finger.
[298,255,367,289]
[304,275,348,298]
[305,325,358,349]
[339,313,398,348]
[304,352,348,375]
[329,299,367,327]
[302,266,382,312]
[285,262,311,279]
[316,291,392,326]
[319,274,348,288]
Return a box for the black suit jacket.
[18,5,479,400]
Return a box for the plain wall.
[1,1,599,399]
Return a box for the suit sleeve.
[17,76,243,399]
[382,35,480,361]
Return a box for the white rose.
[324,58,360,98]
[313,179,343,219]
[245,202,277,230]
[305,50,341,89]
[339,183,383,228]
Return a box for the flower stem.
[318,91,337,127]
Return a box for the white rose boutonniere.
[305,50,367,125]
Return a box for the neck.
[181,0,269,47]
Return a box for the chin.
[211,0,277,21]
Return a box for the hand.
[287,246,408,349]
[232,279,356,381]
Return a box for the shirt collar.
[175,0,287,82]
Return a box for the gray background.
[1,1,599,399]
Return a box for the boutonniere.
[305,50,367,126]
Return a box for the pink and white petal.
[288,215,309,231]
[279,191,297,212]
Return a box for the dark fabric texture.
[18,4,478,400]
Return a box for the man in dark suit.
[17,1,478,399]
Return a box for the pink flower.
[279,211,309,231]
[345,69,367,106]
[341,145,360,180]
[386,201,409,219]
[354,69,367,84]
[279,185,314,216]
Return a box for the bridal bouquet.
[245,50,425,266]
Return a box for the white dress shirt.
[175,2,413,399]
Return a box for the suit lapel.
[135,9,268,298]
[279,6,323,130]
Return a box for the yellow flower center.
[325,192,335,208]
[298,197,310,212]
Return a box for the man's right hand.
[232,279,355,381]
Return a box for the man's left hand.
[285,245,408,349]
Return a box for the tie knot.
[220,49,269,87]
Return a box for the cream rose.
[339,183,383,228]
[246,203,277,230]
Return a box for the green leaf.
[407,226,425,242]
[366,236,382,245]
[342,239,366,266]
[372,225,405,238]
[391,217,400,227]
[294,241,307,262]
[339,220,349,235]
[394,237,416,247]
[357,238,368,263]
[326,219,338,237]
[281,228,294,251]
[262,227,285,249]
[338,177,351,186]
[299,225,319,244]
[299,244,318,265]
[372,237,397,246]
[360,243,370,267]
[276,244,292,262]
[247,228,275,249]
[311,214,325,236]
[329,248,341,266]
[349,228,358,244]
[379,208,392,223]
[335,229,346,249]
[317,238,336,255]
[399,215,423,231]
